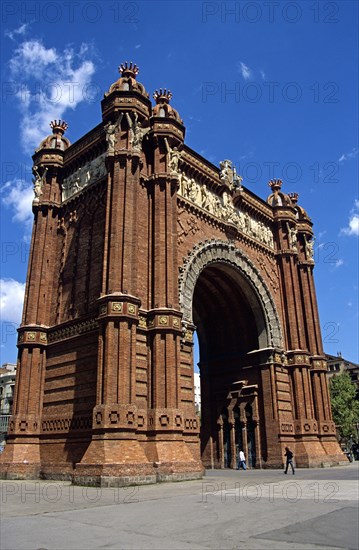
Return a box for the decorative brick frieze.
[146,309,183,333]
[246,348,284,367]
[181,323,195,344]
[41,415,92,433]
[47,318,98,343]
[93,405,142,431]
[17,326,48,347]
[275,249,298,257]
[147,409,188,432]
[298,260,315,267]
[8,414,40,435]
[97,294,141,322]
[183,416,200,432]
[287,351,311,366]
[294,419,319,435]
[280,422,294,434]
[310,357,328,370]
[318,421,336,436]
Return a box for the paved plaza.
[1,463,358,550]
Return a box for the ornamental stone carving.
[305,235,315,261]
[164,139,182,175]
[288,225,298,250]
[62,153,107,201]
[178,171,274,249]
[32,165,48,201]
[168,147,181,174]
[126,112,150,152]
[104,120,117,154]
[219,159,243,191]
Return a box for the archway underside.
[193,262,267,469]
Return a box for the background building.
[0,364,17,450]
[326,353,359,397]
[194,373,201,414]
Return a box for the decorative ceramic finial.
[153,89,173,104]
[119,61,139,79]
[50,120,68,135]
[268,179,283,192]
[288,192,299,204]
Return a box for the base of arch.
[72,465,204,487]
[72,437,204,486]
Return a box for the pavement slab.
[1,463,358,550]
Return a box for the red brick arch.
[179,239,283,349]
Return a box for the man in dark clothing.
[284,446,295,474]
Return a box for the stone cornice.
[64,123,105,164]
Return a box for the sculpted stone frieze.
[62,153,107,201]
[177,171,274,249]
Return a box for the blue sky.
[1,0,358,366]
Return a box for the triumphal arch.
[1,63,344,485]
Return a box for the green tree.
[329,372,359,444]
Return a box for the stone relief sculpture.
[164,139,182,175]
[104,121,116,154]
[62,153,107,201]
[104,112,123,155]
[305,236,315,260]
[32,166,48,201]
[177,170,274,248]
[219,159,243,191]
[169,147,181,173]
[126,112,149,152]
[289,226,298,250]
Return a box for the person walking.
[237,449,247,470]
[284,446,295,474]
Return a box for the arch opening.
[179,240,283,469]
[193,262,266,469]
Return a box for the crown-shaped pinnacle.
[268,178,283,191]
[288,192,299,204]
[50,120,68,135]
[119,61,139,78]
[153,89,173,104]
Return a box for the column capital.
[17,325,49,347]
[97,293,141,323]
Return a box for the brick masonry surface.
[0,63,344,485]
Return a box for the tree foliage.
[329,372,359,444]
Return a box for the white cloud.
[9,40,58,77]
[338,147,358,163]
[260,69,266,80]
[5,23,29,41]
[0,279,26,324]
[8,39,96,153]
[1,179,34,238]
[333,259,344,268]
[239,61,252,80]
[340,200,359,237]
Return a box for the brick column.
[1,141,64,477]
[142,108,202,479]
[74,101,155,483]
[294,214,342,463]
